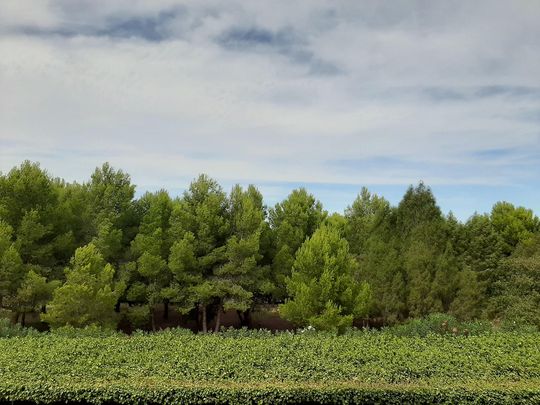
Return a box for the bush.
[499,319,538,333]
[0,331,540,403]
[0,309,11,320]
[51,324,120,338]
[384,313,493,337]
[131,327,194,337]
[124,305,151,330]
[459,319,493,335]
[218,326,275,338]
[0,318,40,338]
[156,327,194,336]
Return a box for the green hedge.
[1,383,540,404]
[1,331,539,403]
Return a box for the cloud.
[217,26,341,75]
[219,27,295,48]
[15,11,180,42]
[1,0,539,218]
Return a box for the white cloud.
[0,0,59,31]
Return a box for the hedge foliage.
[1,331,540,403]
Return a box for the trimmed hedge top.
[1,331,540,404]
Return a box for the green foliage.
[15,209,54,265]
[0,332,540,403]
[13,269,60,315]
[280,226,371,332]
[124,305,151,330]
[124,190,174,329]
[167,175,230,331]
[346,183,467,323]
[269,188,326,300]
[217,326,274,338]
[53,181,94,257]
[169,174,229,259]
[87,163,135,225]
[428,242,460,313]
[384,313,492,337]
[0,318,40,337]
[491,202,539,255]
[449,268,484,320]
[486,252,540,328]
[3,160,540,334]
[397,184,454,319]
[463,213,504,274]
[0,162,69,273]
[51,324,120,337]
[86,163,138,266]
[0,161,58,229]
[41,244,119,329]
[168,232,200,313]
[395,182,443,235]
[345,187,390,255]
[498,320,538,333]
[130,190,173,259]
[214,185,267,314]
[353,229,406,322]
[0,222,25,306]
[92,218,122,263]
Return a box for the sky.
[1,0,539,220]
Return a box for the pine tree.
[85,163,137,266]
[0,222,25,310]
[344,187,390,256]
[486,236,540,327]
[269,189,326,300]
[212,185,267,331]
[13,270,60,326]
[429,242,460,313]
[280,226,371,332]
[491,202,539,255]
[167,175,229,332]
[125,190,174,329]
[42,244,120,329]
[450,268,483,320]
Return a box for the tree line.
[0,161,539,332]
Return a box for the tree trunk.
[164,300,169,320]
[237,310,243,325]
[196,307,201,331]
[150,306,156,331]
[214,304,222,333]
[237,309,251,328]
[21,312,26,328]
[41,305,47,314]
[201,304,207,333]
[114,301,121,313]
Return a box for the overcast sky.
[1,1,539,220]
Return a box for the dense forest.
[0,160,539,333]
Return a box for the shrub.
[499,319,538,333]
[51,324,120,338]
[0,331,540,403]
[0,318,40,337]
[124,305,151,330]
[459,319,493,335]
[218,326,275,338]
[384,313,494,337]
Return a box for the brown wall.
[117,303,296,333]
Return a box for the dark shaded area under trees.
[1,161,539,333]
